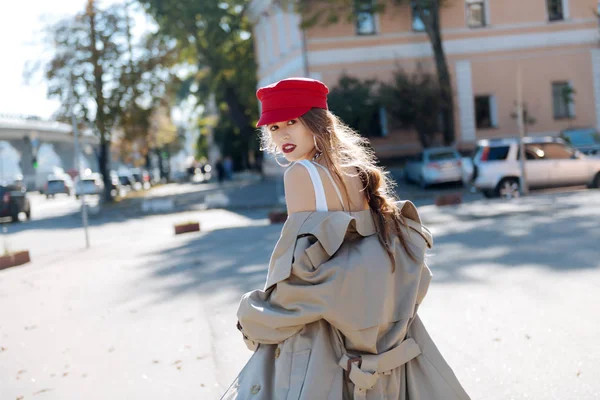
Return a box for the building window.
[466,1,486,28]
[475,95,497,129]
[552,82,575,119]
[412,1,427,32]
[547,0,564,21]
[355,0,377,35]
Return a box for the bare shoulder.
[284,163,316,213]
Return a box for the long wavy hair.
[259,108,415,270]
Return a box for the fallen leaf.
[50,374,55,378]
[525,334,531,340]
[196,355,206,360]
[576,370,581,377]
[16,396,24,400]
[81,374,87,378]
[63,372,69,377]
[33,389,53,395]
[177,365,182,370]
[1,346,6,352]
[173,360,182,365]
[200,384,205,387]
[152,360,160,364]
[17,370,26,375]
[24,325,38,331]
[107,347,115,353]
[493,338,501,342]
[184,318,194,323]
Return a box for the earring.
[274,146,292,167]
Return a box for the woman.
[223,78,470,399]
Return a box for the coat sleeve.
[236,234,340,344]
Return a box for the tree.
[328,75,382,137]
[137,0,259,170]
[379,66,444,148]
[287,0,455,145]
[37,0,175,201]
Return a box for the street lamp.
[516,65,529,197]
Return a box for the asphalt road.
[1,184,599,399]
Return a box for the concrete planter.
[268,210,288,224]
[435,193,463,207]
[0,250,31,271]
[174,222,200,235]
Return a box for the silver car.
[471,137,600,198]
[75,173,105,198]
[404,147,464,189]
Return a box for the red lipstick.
[282,144,296,154]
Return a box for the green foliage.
[37,0,177,199]
[195,133,209,161]
[211,111,255,172]
[284,0,456,145]
[379,66,443,147]
[43,3,173,137]
[328,75,382,137]
[138,0,259,168]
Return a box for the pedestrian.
[222,78,471,399]
[223,155,233,180]
[215,157,224,184]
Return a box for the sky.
[0,0,152,120]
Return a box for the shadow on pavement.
[138,193,599,309]
[428,205,600,283]
[141,223,282,307]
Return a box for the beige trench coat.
[224,201,470,400]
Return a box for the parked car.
[117,170,140,191]
[0,183,31,222]
[560,127,600,156]
[44,175,74,198]
[404,147,464,189]
[75,173,104,198]
[471,136,600,199]
[130,168,151,189]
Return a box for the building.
[0,115,99,190]
[247,0,600,158]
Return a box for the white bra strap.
[311,161,346,211]
[296,160,328,212]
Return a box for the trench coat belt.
[338,338,422,399]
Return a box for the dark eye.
[287,120,296,125]
[269,125,278,132]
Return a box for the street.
[0,184,599,400]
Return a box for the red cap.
[256,77,329,127]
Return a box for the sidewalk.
[101,172,277,217]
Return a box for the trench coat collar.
[264,209,376,290]
[264,201,431,291]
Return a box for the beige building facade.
[248,0,600,157]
